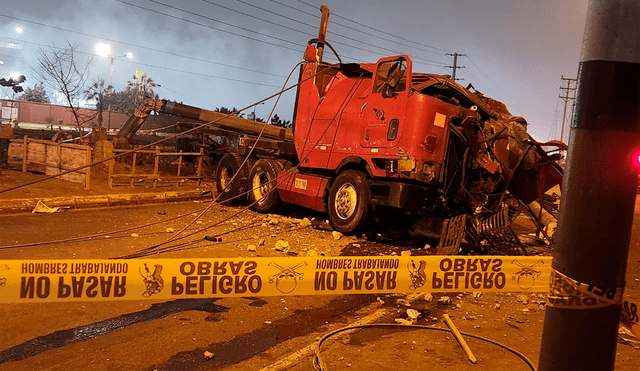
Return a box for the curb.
[0,190,214,214]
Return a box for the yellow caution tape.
[546,268,623,309]
[621,296,640,338]
[0,256,552,303]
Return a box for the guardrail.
[108,146,204,188]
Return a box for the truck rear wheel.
[248,159,282,213]
[328,170,373,234]
[215,153,249,204]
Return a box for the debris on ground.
[473,292,482,299]
[311,218,333,231]
[300,218,312,227]
[166,228,174,233]
[275,240,290,252]
[395,318,413,325]
[401,250,411,256]
[204,351,215,359]
[407,308,420,321]
[131,233,139,238]
[258,238,266,246]
[332,231,342,240]
[438,296,451,305]
[494,303,502,310]
[306,249,318,257]
[32,201,62,214]
[423,293,433,303]
[247,245,257,252]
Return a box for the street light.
[95,42,132,87]
[252,102,264,121]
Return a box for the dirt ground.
[0,169,639,370]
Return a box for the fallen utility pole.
[538,1,640,370]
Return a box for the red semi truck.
[115,5,563,236]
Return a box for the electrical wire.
[0,14,287,79]
[291,0,452,54]
[124,50,367,258]
[266,0,448,56]
[0,36,283,88]
[227,0,446,66]
[313,323,536,371]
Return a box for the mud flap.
[436,214,467,255]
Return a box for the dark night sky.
[0,0,589,141]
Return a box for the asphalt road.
[0,200,639,370]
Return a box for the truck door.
[360,56,411,149]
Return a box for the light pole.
[252,102,264,121]
[95,42,132,88]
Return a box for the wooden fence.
[8,136,92,188]
[108,146,204,188]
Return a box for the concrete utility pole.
[538,1,639,370]
[558,75,577,144]
[446,53,466,81]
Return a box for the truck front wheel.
[248,159,282,213]
[328,170,373,234]
[215,153,249,204]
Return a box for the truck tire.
[248,159,282,213]
[215,153,249,204]
[328,170,373,234]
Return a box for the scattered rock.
[401,250,411,256]
[264,320,272,325]
[196,220,203,224]
[406,308,420,321]
[166,228,174,233]
[275,240,290,252]
[258,238,266,246]
[352,243,361,248]
[423,293,433,303]
[517,295,530,305]
[472,292,482,299]
[306,249,318,257]
[456,294,463,300]
[131,233,139,238]
[247,245,257,252]
[300,218,312,227]
[204,351,215,359]
[377,297,385,305]
[423,244,431,249]
[105,235,110,239]
[431,316,438,321]
[456,303,462,309]
[522,308,530,314]
[438,296,451,305]
[494,303,501,310]
[395,318,413,325]
[332,231,342,240]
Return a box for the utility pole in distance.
[558,75,577,144]
[538,1,639,370]
[446,53,466,81]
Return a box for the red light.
[631,149,640,172]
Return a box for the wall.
[0,100,130,129]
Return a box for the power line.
[113,0,304,52]
[0,14,287,79]
[0,36,282,88]
[267,0,446,57]
[291,0,452,54]
[226,0,447,66]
